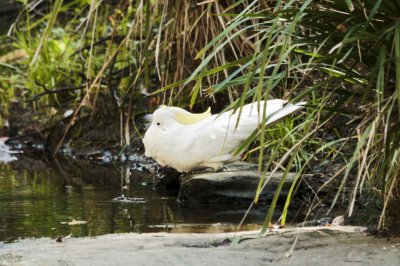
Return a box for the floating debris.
[113,196,146,203]
[68,219,87,226]
[61,219,88,226]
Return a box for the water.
[0,156,264,242]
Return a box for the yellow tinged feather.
[175,107,211,124]
[160,105,211,125]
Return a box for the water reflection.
[0,156,264,242]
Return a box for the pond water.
[0,155,265,243]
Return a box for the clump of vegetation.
[1,0,399,232]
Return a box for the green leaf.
[30,0,64,66]
[194,0,258,60]
[345,0,354,12]
[395,21,400,116]
[189,78,202,109]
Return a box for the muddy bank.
[0,227,399,266]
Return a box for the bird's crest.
[160,105,211,125]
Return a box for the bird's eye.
[156,122,160,126]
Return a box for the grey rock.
[178,162,297,204]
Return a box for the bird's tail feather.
[265,101,306,126]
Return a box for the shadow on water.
[0,155,266,242]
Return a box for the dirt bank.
[1,227,399,266]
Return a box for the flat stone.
[178,162,297,204]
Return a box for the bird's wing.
[184,112,259,163]
[183,100,304,164]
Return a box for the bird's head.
[147,105,212,132]
[149,107,176,131]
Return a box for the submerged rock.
[177,162,297,204]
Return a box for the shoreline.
[1,227,399,265]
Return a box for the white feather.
[142,99,305,172]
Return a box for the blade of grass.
[30,0,64,66]
[260,147,300,235]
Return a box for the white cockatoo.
[143,99,305,173]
